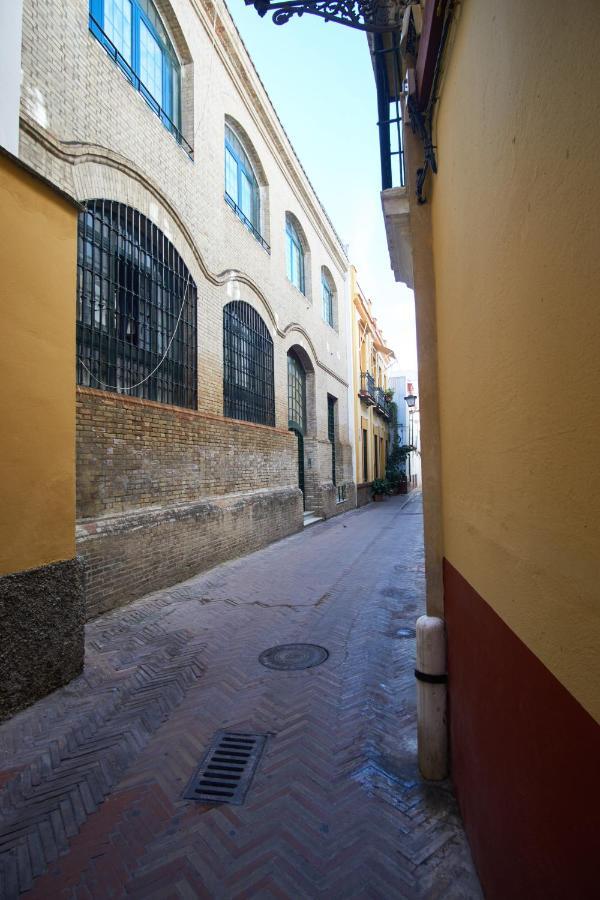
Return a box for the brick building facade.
[18,0,355,617]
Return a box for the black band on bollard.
[414,669,447,684]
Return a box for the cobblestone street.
[0,494,481,898]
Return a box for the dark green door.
[288,350,307,508]
[291,427,305,503]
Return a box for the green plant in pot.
[372,478,388,501]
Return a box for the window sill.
[224,193,270,253]
[288,279,310,302]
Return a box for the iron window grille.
[77,199,197,408]
[327,395,337,486]
[285,216,306,294]
[89,1,192,156]
[287,350,306,434]
[224,193,270,252]
[373,33,405,190]
[223,301,275,426]
[336,484,347,503]
[362,428,368,482]
[321,271,334,327]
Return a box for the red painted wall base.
[444,559,600,900]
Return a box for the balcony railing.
[359,371,376,404]
[359,373,391,417]
[373,34,405,191]
[374,387,392,419]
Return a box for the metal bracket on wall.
[244,0,404,33]
[407,92,437,204]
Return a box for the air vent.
[184,731,267,805]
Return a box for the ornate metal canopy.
[244,0,402,33]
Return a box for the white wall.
[0,0,23,154]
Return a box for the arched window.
[225,124,260,234]
[77,199,198,409]
[223,302,275,426]
[321,268,335,327]
[89,0,186,149]
[287,350,306,435]
[286,215,305,294]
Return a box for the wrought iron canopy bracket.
[244,0,402,33]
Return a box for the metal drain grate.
[183,731,267,805]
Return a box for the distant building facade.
[17,0,355,618]
[388,375,420,489]
[350,267,394,504]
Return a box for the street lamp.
[404,393,417,408]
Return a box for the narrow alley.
[0,495,479,898]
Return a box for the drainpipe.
[403,120,448,780]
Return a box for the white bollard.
[416,615,448,780]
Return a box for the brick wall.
[76,388,302,616]
[78,487,302,619]
[77,388,297,518]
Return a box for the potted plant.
[372,478,388,501]
[396,471,409,494]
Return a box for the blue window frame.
[322,270,334,326]
[286,216,305,294]
[89,0,186,150]
[224,125,261,236]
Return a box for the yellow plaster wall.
[0,154,77,575]
[430,0,600,720]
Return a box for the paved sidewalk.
[0,493,481,898]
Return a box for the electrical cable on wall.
[78,274,191,393]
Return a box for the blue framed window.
[286,216,305,294]
[322,270,334,326]
[89,0,187,152]
[224,125,268,249]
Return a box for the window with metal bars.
[362,428,368,482]
[223,301,275,426]
[287,350,306,434]
[77,199,197,408]
[327,395,337,486]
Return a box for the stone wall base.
[78,486,303,619]
[357,483,372,508]
[0,558,85,722]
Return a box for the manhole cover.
[259,643,329,670]
[395,627,416,639]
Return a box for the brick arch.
[285,211,311,300]
[321,264,338,329]
[150,0,195,146]
[287,342,316,438]
[224,115,270,243]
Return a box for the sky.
[226,1,418,377]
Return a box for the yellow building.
[379,1,600,897]
[0,147,83,721]
[350,267,395,503]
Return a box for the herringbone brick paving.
[0,493,481,898]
